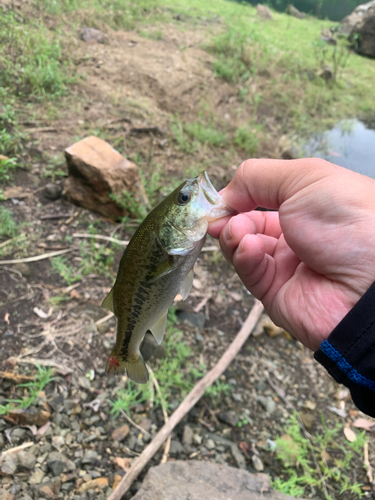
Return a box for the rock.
[1,455,17,475]
[286,4,306,19]
[217,411,238,427]
[17,451,36,470]
[169,440,183,456]
[140,332,167,362]
[43,183,62,201]
[177,310,206,331]
[10,428,27,442]
[256,396,276,414]
[82,450,99,466]
[0,489,16,500]
[29,468,45,484]
[206,439,215,450]
[77,478,108,493]
[321,28,337,45]
[347,2,375,57]
[12,262,32,277]
[231,444,246,469]
[37,486,56,499]
[131,461,303,500]
[182,425,194,446]
[341,0,375,35]
[206,433,234,449]
[8,408,51,426]
[252,454,264,472]
[47,452,75,475]
[80,27,106,44]
[318,65,334,82]
[64,136,149,220]
[111,424,130,442]
[0,433,4,450]
[299,412,315,430]
[257,4,273,20]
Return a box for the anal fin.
[150,310,168,345]
[102,287,115,313]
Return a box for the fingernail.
[224,218,233,240]
[237,234,248,254]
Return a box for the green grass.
[0,207,17,238]
[0,365,58,415]
[272,413,367,499]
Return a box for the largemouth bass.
[102,171,233,383]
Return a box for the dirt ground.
[1,15,375,500]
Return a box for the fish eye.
[177,190,191,205]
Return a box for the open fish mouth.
[197,171,234,221]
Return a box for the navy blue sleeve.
[314,281,375,417]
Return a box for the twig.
[25,126,70,133]
[0,249,72,265]
[95,312,115,326]
[6,357,73,376]
[0,371,35,384]
[148,365,170,464]
[0,442,34,461]
[40,213,73,220]
[107,299,264,500]
[267,375,330,499]
[120,409,149,436]
[364,440,374,485]
[73,233,129,246]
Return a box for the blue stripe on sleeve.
[320,340,375,393]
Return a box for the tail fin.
[106,352,149,384]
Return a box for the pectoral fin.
[147,255,178,282]
[180,269,193,301]
[150,310,168,344]
[102,288,115,314]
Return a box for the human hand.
[209,158,375,351]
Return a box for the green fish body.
[102,171,233,383]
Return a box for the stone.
[80,27,106,44]
[37,486,56,499]
[256,396,276,414]
[47,452,75,475]
[169,440,183,456]
[1,455,17,475]
[299,412,315,430]
[206,439,215,450]
[257,4,273,20]
[217,411,238,427]
[231,443,246,469]
[318,65,334,82]
[29,468,45,484]
[82,450,99,466]
[286,4,306,19]
[177,310,206,331]
[252,454,264,472]
[12,263,32,277]
[0,433,4,450]
[111,424,130,442]
[43,183,62,201]
[182,425,194,446]
[77,478,108,493]
[348,2,375,57]
[0,489,16,500]
[64,136,149,220]
[131,461,306,500]
[17,451,36,470]
[140,332,167,362]
[8,408,51,426]
[341,0,375,35]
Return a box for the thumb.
[222,158,340,212]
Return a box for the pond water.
[303,119,375,179]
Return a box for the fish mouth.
[197,171,234,221]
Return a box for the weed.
[0,104,25,157]
[0,157,18,183]
[139,29,163,40]
[312,37,350,81]
[273,413,366,499]
[233,125,259,156]
[171,117,196,153]
[0,366,58,415]
[51,256,78,286]
[184,120,227,147]
[204,379,232,404]
[111,383,151,417]
[0,207,17,238]
[110,190,148,221]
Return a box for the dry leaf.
[344,425,356,442]
[4,313,10,325]
[114,457,131,472]
[239,441,249,456]
[336,388,350,400]
[3,186,30,199]
[37,421,51,437]
[327,406,347,418]
[70,289,81,299]
[321,450,330,461]
[353,418,375,430]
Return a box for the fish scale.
[102,171,234,383]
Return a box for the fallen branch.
[107,299,264,500]
[0,249,72,265]
[0,371,35,384]
[40,213,73,220]
[0,442,34,462]
[6,357,73,376]
[73,233,129,246]
[120,409,149,436]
